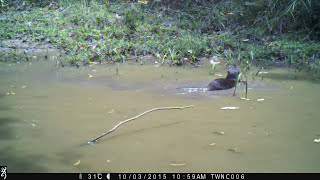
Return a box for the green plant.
[123,5,143,32]
[209,60,218,75]
[168,48,178,62]
[233,72,242,97]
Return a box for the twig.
[88,105,194,144]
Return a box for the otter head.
[225,66,240,80]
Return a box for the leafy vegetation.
[0,0,319,77]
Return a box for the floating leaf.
[220,107,240,110]
[106,160,111,163]
[21,85,28,88]
[73,160,81,166]
[10,92,16,95]
[213,131,225,135]
[240,97,250,101]
[228,147,240,153]
[108,109,114,114]
[314,138,320,143]
[209,143,216,146]
[257,98,265,101]
[169,163,186,167]
[88,74,93,78]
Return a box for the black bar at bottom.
[6,173,320,180]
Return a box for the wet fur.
[207,66,240,91]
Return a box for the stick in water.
[88,105,194,144]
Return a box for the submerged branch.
[88,105,194,144]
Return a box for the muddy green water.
[1,61,320,173]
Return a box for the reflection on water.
[0,61,320,172]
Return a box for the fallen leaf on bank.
[73,160,81,166]
[138,0,148,4]
[248,19,256,23]
[89,62,98,65]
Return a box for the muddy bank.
[0,38,221,68]
[0,39,62,63]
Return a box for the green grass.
[0,0,319,77]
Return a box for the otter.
[207,66,240,91]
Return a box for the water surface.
[1,61,320,172]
